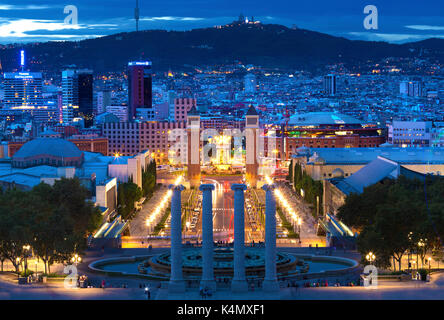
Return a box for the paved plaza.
[2,269,444,300]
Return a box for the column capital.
[199,184,215,191]
[169,184,185,191]
[231,183,247,191]
[262,184,276,192]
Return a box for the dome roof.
[296,145,310,155]
[13,138,83,160]
[309,152,325,164]
[288,112,361,126]
[332,168,344,178]
[379,142,394,148]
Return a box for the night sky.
[0,0,442,44]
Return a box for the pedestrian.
[101,279,105,289]
[199,285,204,299]
[145,286,151,300]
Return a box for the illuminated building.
[174,97,196,122]
[269,112,385,160]
[323,74,336,96]
[97,90,112,114]
[244,73,257,93]
[62,69,93,126]
[3,72,43,109]
[128,61,153,120]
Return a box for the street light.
[428,257,432,273]
[366,252,376,265]
[418,240,425,268]
[16,257,21,278]
[71,254,82,266]
[23,245,31,273]
[34,260,38,275]
[297,218,302,244]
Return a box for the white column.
[231,183,248,292]
[262,184,280,292]
[168,184,186,293]
[199,184,216,291]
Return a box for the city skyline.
[0,0,443,305]
[0,0,442,44]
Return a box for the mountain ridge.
[1,23,443,74]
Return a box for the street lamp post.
[412,260,417,279]
[23,245,31,274]
[418,240,425,268]
[71,254,82,267]
[428,257,432,273]
[16,257,20,279]
[366,252,376,265]
[297,218,302,244]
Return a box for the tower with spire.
[135,0,140,32]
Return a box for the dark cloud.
[0,0,442,43]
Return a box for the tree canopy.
[0,178,102,274]
[337,176,444,270]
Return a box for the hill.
[1,23,443,74]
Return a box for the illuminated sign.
[20,50,25,67]
[128,61,151,66]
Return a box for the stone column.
[231,183,248,292]
[262,184,280,292]
[199,184,216,292]
[168,184,186,293]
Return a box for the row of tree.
[0,178,102,274]
[142,160,157,198]
[117,160,157,220]
[288,160,323,216]
[337,176,444,270]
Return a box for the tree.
[287,159,293,182]
[0,189,33,273]
[0,179,102,274]
[142,160,157,198]
[338,175,444,272]
[117,182,143,219]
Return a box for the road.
[201,176,242,242]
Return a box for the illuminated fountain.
[207,134,233,172]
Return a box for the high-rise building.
[388,121,432,147]
[62,69,94,126]
[400,81,409,96]
[3,72,43,109]
[167,90,176,120]
[408,81,422,98]
[400,80,423,97]
[97,90,112,114]
[174,97,196,122]
[323,74,337,96]
[244,73,257,93]
[106,105,129,122]
[62,70,77,123]
[128,61,152,121]
[77,70,94,127]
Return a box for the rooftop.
[288,112,362,126]
[297,147,444,165]
[13,138,83,160]
[341,157,399,194]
